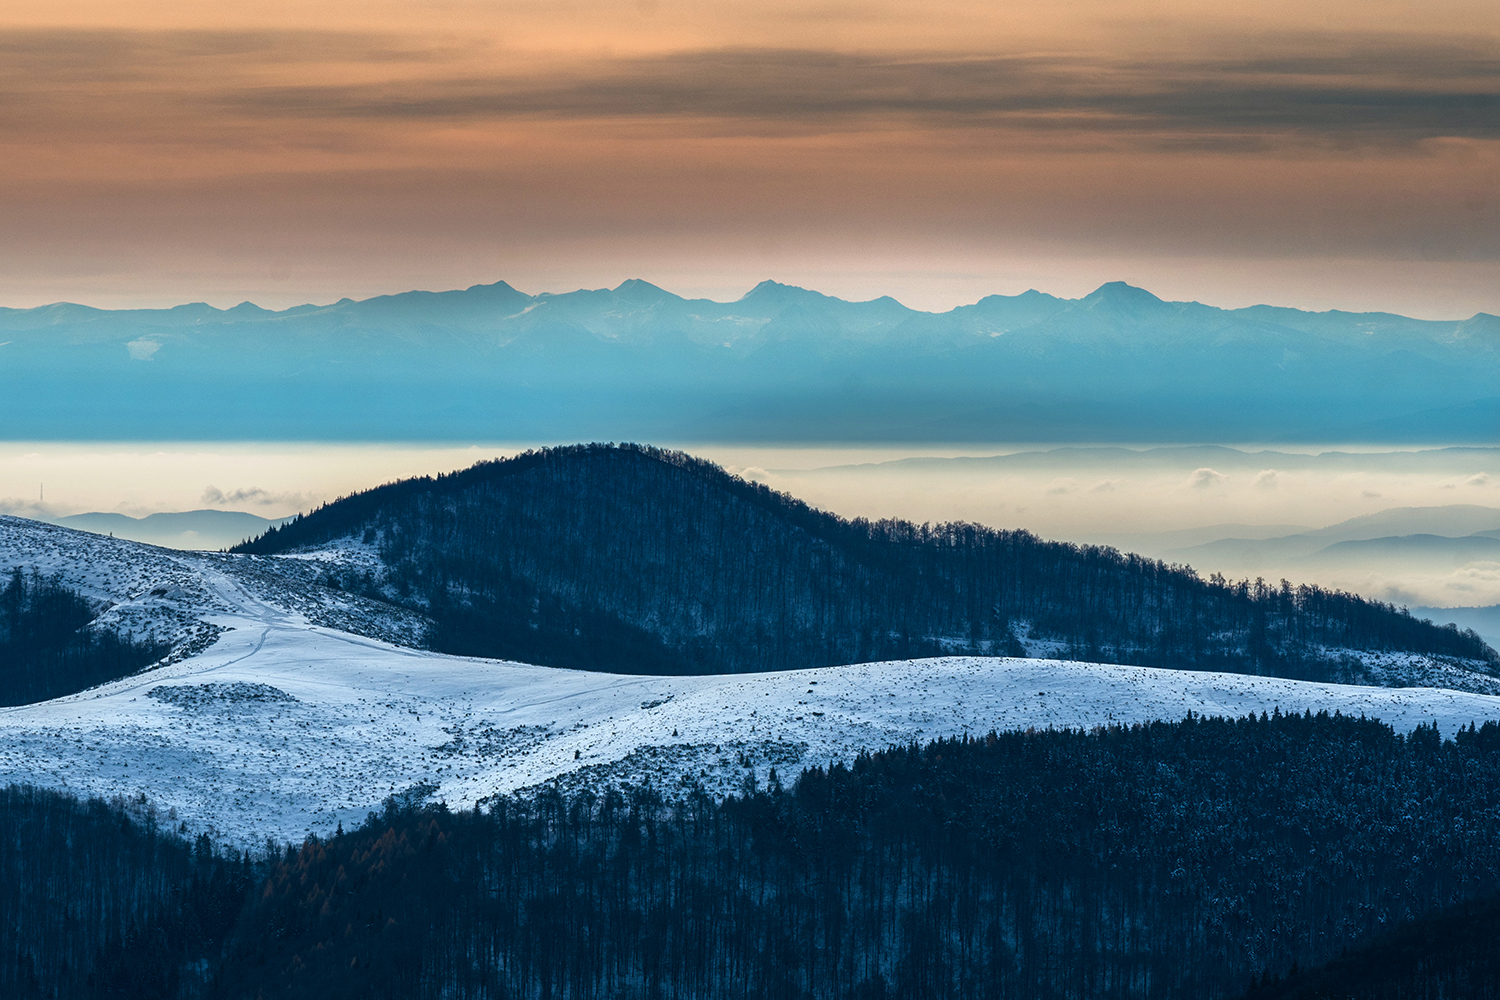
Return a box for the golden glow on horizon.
[2,441,1496,606]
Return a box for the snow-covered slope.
[8,623,1500,846]
[7,514,1500,846]
[0,514,429,653]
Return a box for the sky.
[1,0,1497,316]
[2,441,1494,532]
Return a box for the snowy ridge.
[284,529,1500,692]
[0,515,430,651]
[7,514,1500,846]
[7,626,1500,845]
[1344,648,1500,695]
[998,617,1498,691]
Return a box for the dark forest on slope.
[0,785,253,1000]
[235,444,1496,680]
[1238,892,1500,1000]
[12,713,1500,999]
[0,568,169,706]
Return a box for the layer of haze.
[2,442,1496,607]
[1,0,1497,316]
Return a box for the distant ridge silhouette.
[2,279,1494,441]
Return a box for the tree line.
[1241,891,1500,999]
[11,712,1500,998]
[213,712,1500,999]
[236,444,1497,681]
[0,568,169,706]
[0,785,253,999]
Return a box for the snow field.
[5,612,1500,845]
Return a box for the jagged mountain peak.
[737,279,824,306]
[1457,312,1500,336]
[614,277,666,292]
[735,281,916,333]
[1078,281,1169,312]
[610,278,680,304]
[460,280,533,306]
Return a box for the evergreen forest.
[0,568,169,706]
[10,712,1500,998]
[237,444,1496,681]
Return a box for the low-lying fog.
[1,441,1496,622]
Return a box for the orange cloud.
[0,4,1496,312]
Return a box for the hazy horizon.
[4,439,1496,608]
[4,274,1495,322]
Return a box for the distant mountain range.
[1157,504,1500,567]
[1089,505,1500,648]
[1,279,1495,441]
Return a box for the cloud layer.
[202,485,316,509]
[3,29,1496,148]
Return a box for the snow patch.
[149,682,298,710]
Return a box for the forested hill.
[0,568,168,706]
[235,444,1498,680]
